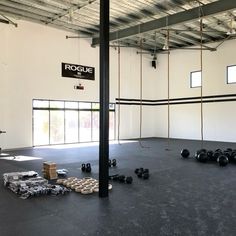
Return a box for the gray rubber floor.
[0,138,236,236]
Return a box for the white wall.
[155,39,236,142]
[1,19,236,149]
[0,20,157,149]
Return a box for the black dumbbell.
[81,163,86,172]
[125,176,133,184]
[85,163,91,173]
[118,175,126,183]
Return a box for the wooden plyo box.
[42,162,57,180]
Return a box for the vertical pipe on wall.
[99,0,110,198]
[117,45,121,144]
[139,38,143,146]
[199,10,204,147]
[167,29,170,150]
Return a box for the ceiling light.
[162,34,169,50]
[227,28,236,36]
[162,44,169,50]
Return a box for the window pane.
[33,110,49,145]
[92,111,99,141]
[92,103,100,109]
[50,101,64,108]
[109,103,115,110]
[33,100,49,108]
[109,111,115,140]
[65,111,78,143]
[65,101,78,109]
[79,102,91,109]
[191,71,201,88]
[228,66,236,83]
[50,111,64,144]
[79,111,92,142]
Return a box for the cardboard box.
[43,173,58,180]
[43,162,56,169]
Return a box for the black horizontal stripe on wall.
[116,98,236,106]
[116,93,236,103]
[33,108,115,112]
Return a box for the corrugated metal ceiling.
[0,0,236,53]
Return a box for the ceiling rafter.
[92,0,236,46]
[45,0,97,25]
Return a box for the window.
[33,110,49,146]
[227,65,236,84]
[190,71,201,88]
[32,100,115,146]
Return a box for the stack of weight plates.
[56,177,112,195]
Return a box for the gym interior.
[1,0,236,235]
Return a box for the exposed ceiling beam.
[45,0,97,25]
[92,0,236,46]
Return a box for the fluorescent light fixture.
[162,44,169,50]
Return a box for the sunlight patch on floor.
[0,155,42,161]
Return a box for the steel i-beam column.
[99,0,110,198]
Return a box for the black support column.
[99,0,110,198]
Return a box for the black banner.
[61,62,95,80]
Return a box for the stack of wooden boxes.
[42,162,58,180]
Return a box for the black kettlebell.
[108,159,112,167]
[217,155,229,167]
[112,159,117,167]
[213,150,222,161]
[143,172,149,180]
[207,150,214,161]
[181,149,190,158]
[81,163,86,172]
[118,175,126,183]
[85,163,91,173]
[137,171,143,178]
[197,152,208,163]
